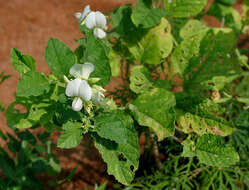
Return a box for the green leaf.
[183,29,240,93]
[110,5,138,39]
[130,65,153,94]
[94,110,139,185]
[128,18,173,65]
[45,38,76,79]
[179,19,208,39]
[128,88,176,141]
[109,49,121,77]
[195,134,239,167]
[170,20,208,74]
[17,71,50,97]
[176,95,234,136]
[182,139,196,157]
[10,48,36,75]
[164,0,207,18]
[83,34,111,87]
[57,121,83,149]
[131,0,167,28]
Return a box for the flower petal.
[81,5,91,22]
[81,62,95,79]
[85,12,96,29]
[93,28,106,39]
[94,11,106,28]
[92,91,105,104]
[72,97,83,111]
[69,63,94,79]
[74,12,82,20]
[78,80,92,101]
[65,78,82,97]
[69,64,82,78]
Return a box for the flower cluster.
[75,5,107,39]
[65,63,105,111]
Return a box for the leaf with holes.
[130,65,153,94]
[94,110,139,185]
[128,88,176,141]
[176,95,234,136]
[128,18,173,65]
[171,20,208,74]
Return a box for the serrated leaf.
[17,71,50,97]
[109,49,121,77]
[83,34,111,87]
[131,0,167,28]
[45,38,76,79]
[176,96,234,136]
[196,134,239,167]
[130,65,153,94]
[128,18,173,65]
[94,110,139,185]
[10,48,36,75]
[57,122,83,149]
[128,88,176,141]
[164,0,207,18]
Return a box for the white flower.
[65,78,92,111]
[70,62,94,79]
[65,62,95,111]
[75,5,107,39]
[74,5,91,22]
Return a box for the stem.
[151,134,162,168]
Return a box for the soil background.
[0,0,248,189]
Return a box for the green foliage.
[176,97,234,136]
[4,0,249,187]
[131,0,167,28]
[17,71,50,97]
[109,49,121,77]
[129,65,153,94]
[82,33,111,87]
[129,88,176,141]
[183,134,239,167]
[10,48,36,75]
[208,2,242,33]
[45,38,76,79]
[128,18,173,65]
[57,121,83,148]
[164,0,207,18]
[0,129,60,189]
[94,110,139,185]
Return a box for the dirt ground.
[0,0,248,189]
